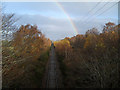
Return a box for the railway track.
[42,43,63,88]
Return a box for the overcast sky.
[3,2,118,41]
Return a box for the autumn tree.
[12,24,51,59]
[54,38,72,58]
[102,22,115,33]
[71,34,85,49]
[85,28,99,37]
[55,22,119,88]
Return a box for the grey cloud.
[16,14,75,40]
[8,2,117,40]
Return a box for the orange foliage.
[55,22,119,88]
[54,38,72,58]
[12,24,51,59]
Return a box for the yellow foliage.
[54,39,72,56]
[12,24,51,59]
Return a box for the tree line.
[54,22,120,88]
[2,14,51,88]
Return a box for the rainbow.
[55,1,79,35]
